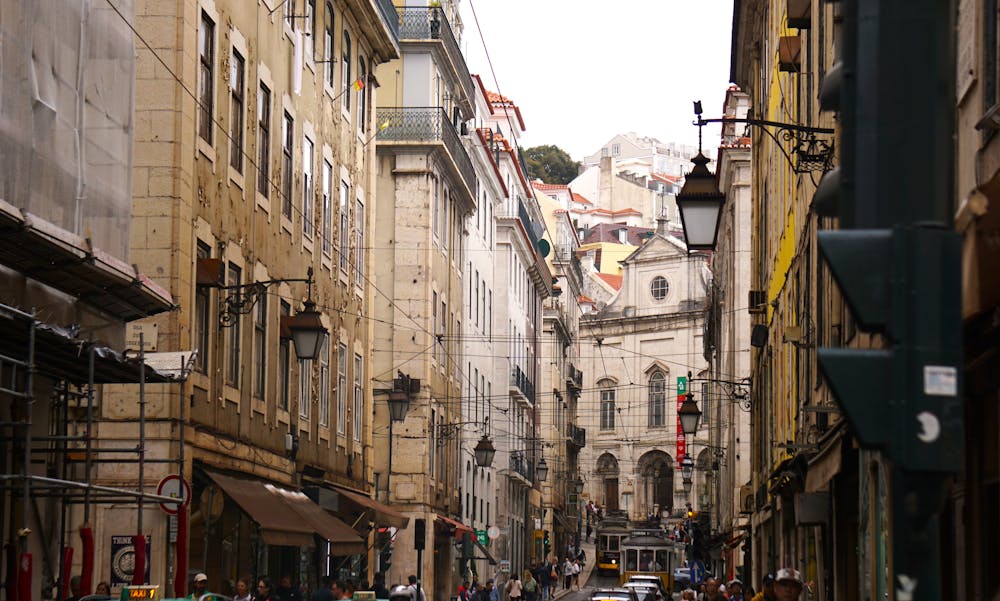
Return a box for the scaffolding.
[0,302,193,601]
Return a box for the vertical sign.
[676,376,687,466]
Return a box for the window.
[337,343,347,435]
[432,176,440,241]
[253,292,267,398]
[322,161,333,256]
[600,381,616,430]
[650,276,669,301]
[302,136,314,238]
[341,30,351,111]
[282,112,294,218]
[226,262,242,386]
[325,3,335,85]
[357,57,367,132]
[432,291,438,362]
[229,49,245,172]
[648,371,666,427]
[353,353,362,441]
[283,0,293,28]
[194,242,211,372]
[429,407,436,475]
[279,301,291,411]
[355,198,364,285]
[339,180,350,272]
[198,12,215,143]
[319,338,330,427]
[257,83,271,196]
[305,0,316,61]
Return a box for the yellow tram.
[618,530,681,592]
[595,513,630,575]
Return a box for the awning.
[332,486,409,529]
[435,514,474,540]
[554,512,576,532]
[206,471,364,552]
[805,431,845,493]
[473,537,498,565]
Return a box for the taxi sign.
[121,586,159,601]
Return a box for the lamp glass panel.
[678,199,723,248]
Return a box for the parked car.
[625,575,669,599]
[590,587,641,601]
[621,581,661,601]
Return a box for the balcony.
[567,424,586,450]
[374,0,399,47]
[566,364,583,395]
[397,7,475,112]
[376,107,476,199]
[509,451,533,482]
[509,365,535,405]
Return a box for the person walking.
[405,576,426,601]
[234,578,253,601]
[189,574,211,600]
[521,570,537,601]
[254,578,278,601]
[505,574,523,601]
[562,557,573,591]
[571,559,581,591]
[772,569,803,601]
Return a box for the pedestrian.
[95,582,112,597]
[488,579,500,601]
[505,574,523,601]
[459,580,471,601]
[727,580,745,601]
[570,558,581,590]
[585,523,593,543]
[701,578,724,601]
[750,573,775,601]
[521,570,537,601]
[562,557,573,591]
[189,573,210,600]
[772,569,803,601]
[277,576,302,601]
[255,578,278,601]
[406,575,426,601]
[234,578,253,601]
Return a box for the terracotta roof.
[579,295,596,305]
[581,223,654,246]
[486,89,526,130]
[585,207,643,217]
[571,192,593,206]
[595,273,623,290]
[532,181,569,191]
[650,172,682,185]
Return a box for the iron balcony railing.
[518,197,542,251]
[376,107,476,196]
[509,451,532,481]
[568,424,586,448]
[374,0,399,47]
[397,7,474,105]
[509,365,535,404]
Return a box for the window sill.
[255,190,271,215]
[252,398,266,415]
[229,166,245,191]
[197,137,216,164]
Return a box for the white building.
[577,228,711,521]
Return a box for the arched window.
[650,276,669,300]
[648,371,666,427]
[325,3,335,85]
[599,379,616,430]
[341,29,351,111]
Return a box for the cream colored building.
[578,231,710,520]
[102,0,400,593]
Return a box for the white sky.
[458,0,735,161]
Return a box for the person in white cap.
[188,573,210,599]
[773,569,803,601]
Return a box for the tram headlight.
[612,559,617,564]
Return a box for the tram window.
[639,551,653,571]
[654,550,669,571]
[626,549,638,571]
[609,536,620,551]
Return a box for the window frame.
[648,371,666,428]
[279,300,291,411]
[600,382,616,431]
[650,276,669,301]
[325,3,336,86]
[198,12,215,144]
[355,197,364,286]
[353,353,362,441]
[229,48,245,172]
[282,112,294,218]
[337,343,347,436]
[302,135,315,239]
[322,160,333,256]
[319,337,330,427]
[256,82,271,197]
[253,289,267,399]
[339,179,350,272]
[341,29,352,113]
[226,262,242,387]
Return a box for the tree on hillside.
[524,145,580,185]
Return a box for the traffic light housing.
[377,528,393,572]
[413,518,426,551]
[543,530,550,556]
[818,226,963,472]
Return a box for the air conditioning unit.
[748,290,767,314]
[739,485,754,514]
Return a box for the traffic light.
[543,530,550,556]
[413,518,425,551]
[377,528,393,572]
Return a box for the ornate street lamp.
[678,391,703,438]
[474,435,496,468]
[574,476,584,494]
[681,454,695,482]
[676,151,726,251]
[286,298,327,361]
[535,458,549,482]
[387,390,410,422]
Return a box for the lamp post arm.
[695,116,835,135]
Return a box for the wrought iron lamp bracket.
[219,274,313,327]
[695,116,835,174]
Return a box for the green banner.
[476,530,488,546]
[677,376,687,395]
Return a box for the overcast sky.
[458,0,735,161]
